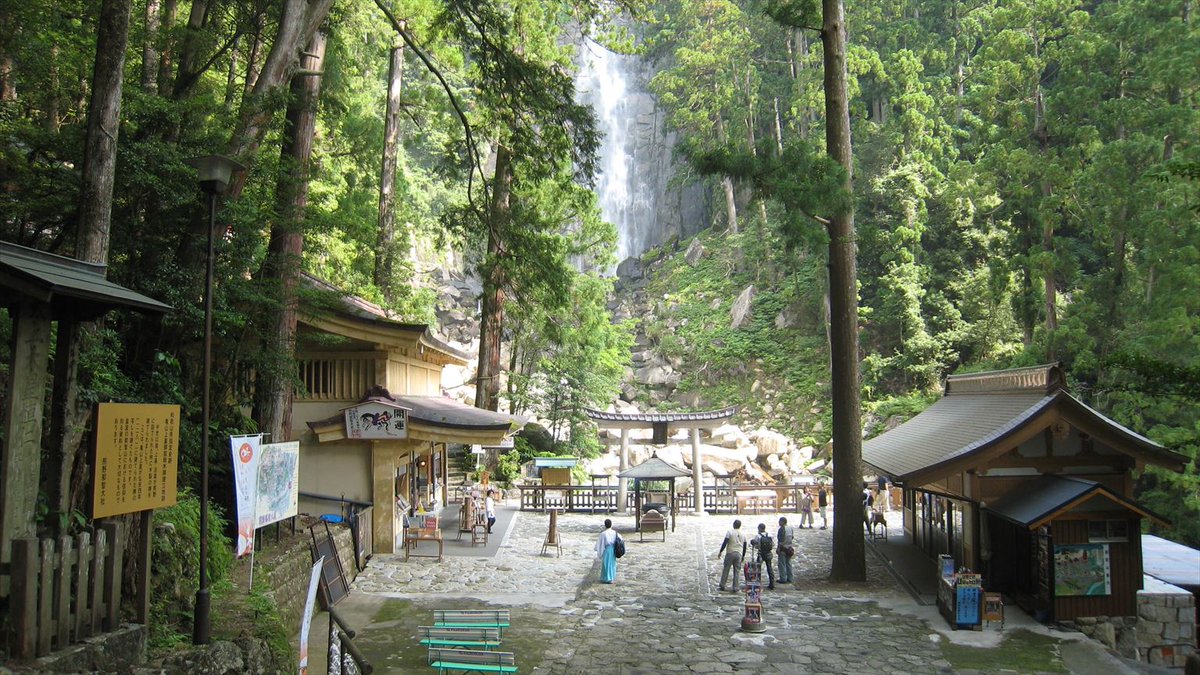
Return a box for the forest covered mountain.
[0,0,1197,648]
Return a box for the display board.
[93,403,180,518]
[231,434,262,557]
[255,441,300,527]
[342,400,409,440]
[1054,543,1112,596]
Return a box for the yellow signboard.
[93,403,180,518]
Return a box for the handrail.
[327,606,373,674]
[300,491,373,508]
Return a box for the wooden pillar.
[617,428,630,512]
[371,441,396,554]
[692,427,703,514]
[1,302,53,597]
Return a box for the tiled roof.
[985,474,1159,529]
[863,364,1185,482]
[584,407,737,424]
[308,393,525,433]
[618,455,692,479]
[1,241,171,316]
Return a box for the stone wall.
[1136,577,1197,667]
[1073,576,1197,668]
[13,624,147,673]
[259,522,360,638]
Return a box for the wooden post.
[90,527,107,634]
[617,429,629,513]
[100,520,123,630]
[135,510,152,623]
[37,538,53,655]
[0,303,52,598]
[12,537,38,659]
[371,441,397,554]
[56,535,73,647]
[691,428,703,515]
[74,531,92,639]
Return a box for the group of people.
[595,483,834,588]
[715,513,813,592]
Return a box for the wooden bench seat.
[418,625,502,650]
[433,609,511,636]
[427,647,516,674]
[640,509,666,542]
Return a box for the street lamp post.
[186,155,243,645]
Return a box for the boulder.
[709,424,749,449]
[617,256,645,280]
[731,285,755,329]
[685,238,704,266]
[753,428,790,459]
[634,364,680,387]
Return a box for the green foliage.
[149,491,233,650]
[496,449,522,486]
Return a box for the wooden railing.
[517,484,816,515]
[6,523,124,660]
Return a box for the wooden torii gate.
[584,407,737,514]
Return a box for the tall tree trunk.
[44,0,132,530]
[1034,81,1056,356]
[0,5,13,101]
[45,45,60,133]
[156,0,177,96]
[243,13,265,100]
[715,116,738,233]
[255,30,326,442]
[375,38,405,302]
[822,0,865,583]
[223,33,241,109]
[171,0,209,98]
[475,145,513,413]
[142,0,160,92]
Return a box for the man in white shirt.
[716,520,747,592]
[485,489,496,534]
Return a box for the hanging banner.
[298,556,324,674]
[93,403,181,518]
[230,434,263,557]
[342,400,409,440]
[256,441,300,528]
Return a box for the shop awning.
[533,457,577,468]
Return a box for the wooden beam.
[1,302,52,598]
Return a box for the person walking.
[776,517,796,584]
[799,490,815,529]
[485,489,497,534]
[751,523,776,590]
[717,519,747,592]
[595,518,621,584]
[817,484,828,529]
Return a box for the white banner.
[256,441,300,528]
[298,556,324,674]
[230,434,263,557]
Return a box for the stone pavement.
[315,505,1156,674]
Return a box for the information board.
[343,401,409,440]
[255,441,300,527]
[93,403,180,518]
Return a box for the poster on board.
[93,403,180,518]
[1054,543,1111,596]
[342,400,409,440]
[230,434,263,557]
[255,441,300,528]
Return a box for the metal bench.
[433,609,511,637]
[640,509,667,542]
[418,625,502,650]
[427,647,516,674]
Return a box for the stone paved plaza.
[323,504,1157,674]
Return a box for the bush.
[148,491,233,650]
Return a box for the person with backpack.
[818,484,829,529]
[776,516,796,584]
[751,523,776,590]
[595,518,622,584]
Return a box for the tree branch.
[372,0,488,220]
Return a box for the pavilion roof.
[618,455,691,479]
[1,241,171,319]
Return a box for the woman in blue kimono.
[595,519,619,583]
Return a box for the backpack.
[613,534,625,558]
[758,534,773,558]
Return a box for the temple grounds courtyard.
[307,505,1170,674]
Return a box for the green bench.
[418,625,502,650]
[427,647,516,674]
[433,609,511,636]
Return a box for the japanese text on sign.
[93,403,180,518]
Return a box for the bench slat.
[428,647,516,675]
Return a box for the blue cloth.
[600,543,617,583]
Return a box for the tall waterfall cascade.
[575,40,709,265]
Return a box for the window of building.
[1087,519,1129,543]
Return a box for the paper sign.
[93,403,180,518]
[343,401,409,439]
[230,434,262,557]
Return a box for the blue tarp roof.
[533,457,577,468]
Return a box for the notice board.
[93,403,180,518]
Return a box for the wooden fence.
[6,522,124,660]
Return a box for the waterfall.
[576,39,710,266]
